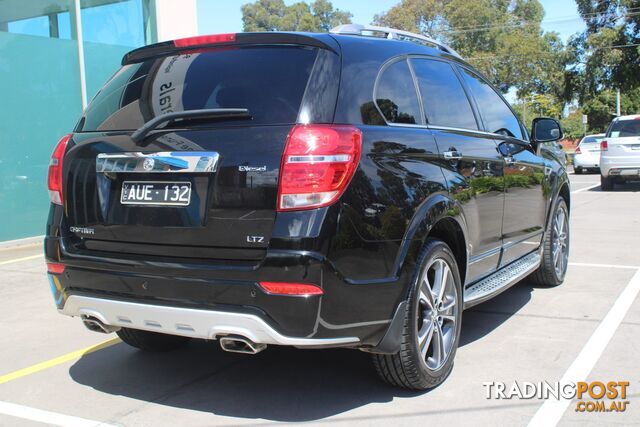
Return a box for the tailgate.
[65,127,288,259]
[61,43,338,260]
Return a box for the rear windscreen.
[607,120,640,138]
[77,46,319,132]
[580,136,603,144]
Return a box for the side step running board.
[463,252,541,309]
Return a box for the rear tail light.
[48,134,72,205]
[173,33,236,47]
[259,282,323,296]
[600,140,608,152]
[46,262,65,274]
[575,146,582,154]
[277,124,362,211]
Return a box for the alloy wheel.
[552,204,569,277]
[416,258,458,371]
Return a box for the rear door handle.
[443,150,462,161]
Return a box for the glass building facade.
[0,0,166,241]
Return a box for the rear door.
[410,57,505,283]
[457,66,546,266]
[63,44,335,260]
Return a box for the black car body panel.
[46,31,570,352]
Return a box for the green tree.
[373,0,449,36]
[571,1,640,118]
[581,87,640,132]
[560,108,587,140]
[242,0,352,32]
[513,93,563,125]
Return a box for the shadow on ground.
[586,180,640,192]
[69,278,542,422]
[460,277,539,346]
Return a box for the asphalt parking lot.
[0,171,638,427]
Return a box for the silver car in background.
[573,133,605,174]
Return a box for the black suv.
[45,24,570,390]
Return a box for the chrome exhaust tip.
[81,315,120,334]
[219,335,266,354]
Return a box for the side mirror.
[531,117,563,143]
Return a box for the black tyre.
[117,328,191,352]
[531,197,569,287]
[372,239,462,390]
[600,175,615,191]
[574,167,582,175]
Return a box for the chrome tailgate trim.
[96,151,219,173]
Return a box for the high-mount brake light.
[277,124,362,211]
[259,282,324,296]
[173,33,236,47]
[600,140,608,152]
[48,134,72,206]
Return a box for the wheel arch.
[559,181,571,213]
[394,193,469,288]
[372,194,468,355]
[545,175,571,233]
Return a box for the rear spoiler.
[122,32,340,65]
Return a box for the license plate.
[121,181,191,206]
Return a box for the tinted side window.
[375,60,421,125]
[411,58,477,130]
[459,68,523,139]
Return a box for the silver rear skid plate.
[60,295,359,347]
[463,252,541,309]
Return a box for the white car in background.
[600,114,640,191]
[573,133,605,174]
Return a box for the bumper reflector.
[259,282,323,296]
[47,262,65,274]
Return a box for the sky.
[197,0,587,42]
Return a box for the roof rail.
[330,24,462,59]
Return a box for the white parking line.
[0,401,116,427]
[571,183,600,193]
[569,262,640,270]
[0,254,43,266]
[528,267,640,426]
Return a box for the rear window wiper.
[131,108,251,143]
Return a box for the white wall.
[154,0,198,42]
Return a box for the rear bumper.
[573,153,599,169]
[601,155,640,177]
[46,235,405,349]
[60,295,358,347]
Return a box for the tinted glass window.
[375,60,421,125]
[459,68,523,139]
[78,46,318,131]
[580,136,603,144]
[411,58,477,130]
[607,120,640,137]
